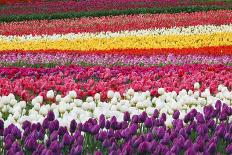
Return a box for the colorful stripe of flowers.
[0,88,232,154]
[0,65,231,101]
[1,10,232,36]
[0,10,232,55]
[1,53,232,67]
[0,33,231,51]
[1,1,232,154]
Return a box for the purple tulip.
[160,113,166,122]
[170,145,180,154]
[121,143,132,155]
[196,112,205,124]
[49,131,58,141]
[207,119,216,130]
[0,119,4,130]
[102,139,111,148]
[99,114,105,129]
[132,115,139,124]
[173,110,180,120]
[121,128,130,139]
[25,137,37,151]
[105,120,111,129]
[11,126,21,139]
[121,121,128,129]
[129,123,138,135]
[123,111,130,122]
[219,110,228,121]
[15,151,24,155]
[185,148,196,155]
[226,143,232,154]
[110,116,118,130]
[98,131,107,142]
[94,151,103,155]
[179,128,188,139]
[4,134,14,150]
[155,127,165,139]
[152,109,159,119]
[58,126,67,136]
[114,130,121,140]
[62,132,71,145]
[91,125,100,135]
[22,120,31,130]
[139,111,147,123]
[183,139,192,149]
[82,122,90,133]
[146,133,153,142]
[160,133,170,145]
[138,141,148,153]
[8,141,21,153]
[70,119,77,133]
[203,105,214,120]
[215,100,222,111]
[107,129,114,138]
[47,111,55,121]
[42,118,49,129]
[133,137,143,148]
[77,123,82,131]
[50,141,60,153]
[110,142,117,151]
[207,142,216,153]
[144,117,153,128]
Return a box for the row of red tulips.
[1,10,231,36]
[1,46,232,56]
[0,65,231,101]
[0,0,227,16]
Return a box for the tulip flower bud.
[194,82,200,90]
[158,88,165,95]
[47,90,55,99]
[107,90,114,99]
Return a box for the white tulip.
[56,95,62,102]
[94,93,101,100]
[114,92,121,99]
[194,82,200,90]
[86,96,93,103]
[47,90,55,99]
[13,112,20,120]
[2,105,7,112]
[69,91,77,99]
[127,88,135,96]
[155,99,164,110]
[74,99,83,107]
[58,103,67,114]
[107,90,114,99]
[111,97,118,105]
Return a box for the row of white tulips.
[1,24,232,41]
[0,83,232,131]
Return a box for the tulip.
[70,119,77,134]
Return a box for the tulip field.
[1,0,232,155]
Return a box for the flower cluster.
[1,85,232,129]
[1,10,232,36]
[0,0,226,16]
[1,0,232,154]
[1,25,232,51]
[0,53,232,67]
[0,65,231,101]
[0,99,232,154]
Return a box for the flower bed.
[1,0,232,154]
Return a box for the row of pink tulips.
[0,64,231,101]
